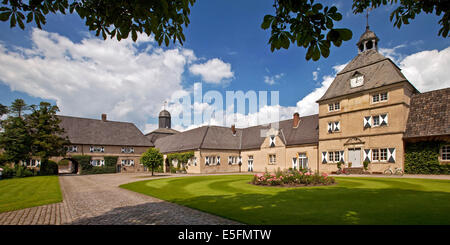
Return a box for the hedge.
[404,141,449,175]
[80,165,116,175]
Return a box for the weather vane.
[163,100,167,110]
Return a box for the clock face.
[350,75,364,88]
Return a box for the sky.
[0,0,449,134]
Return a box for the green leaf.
[312,45,320,61]
[165,35,169,46]
[336,28,352,41]
[132,29,137,41]
[26,12,33,23]
[0,11,11,21]
[10,13,16,28]
[261,15,274,30]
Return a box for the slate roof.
[145,128,179,144]
[154,114,319,153]
[58,115,154,147]
[317,49,415,102]
[404,88,450,138]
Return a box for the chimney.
[231,124,236,135]
[293,112,300,128]
[101,114,107,122]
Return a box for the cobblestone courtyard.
[0,173,240,225]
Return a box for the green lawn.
[0,176,62,213]
[120,175,450,225]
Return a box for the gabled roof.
[405,88,450,138]
[317,49,414,102]
[155,114,319,153]
[58,115,153,147]
[145,128,179,144]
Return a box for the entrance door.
[348,148,362,167]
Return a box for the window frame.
[328,102,341,112]
[268,154,276,165]
[440,145,450,162]
[372,92,388,104]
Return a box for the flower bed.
[252,169,335,187]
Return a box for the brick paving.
[0,173,241,225]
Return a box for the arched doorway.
[59,158,79,174]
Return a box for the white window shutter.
[322,152,328,164]
[292,158,297,169]
[228,156,232,165]
[238,156,242,164]
[364,116,372,128]
[269,136,275,147]
[381,114,388,126]
[363,149,372,162]
[217,156,220,165]
[334,121,340,132]
[340,151,344,162]
[328,122,333,133]
[388,148,396,163]
[205,156,209,165]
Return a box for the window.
[91,159,104,166]
[373,116,380,126]
[441,145,450,161]
[372,149,380,161]
[228,156,238,165]
[372,94,380,103]
[90,146,104,153]
[66,145,77,153]
[298,153,308,169]
[328,102,340,112]
[334,151,340,162]
[372,92,388,103]
[121,159,134,166]
[269,154,276,165]
[193,157,197,166]
[328,121,340,133]
[380,149,388,161]
[121,147,134,153]
[328,152,334,163]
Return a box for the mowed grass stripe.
[120,175,450,225]
[0,176,62,213]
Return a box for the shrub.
[0,165,15,178]
[80,165,116,175]
[40,160,58,175]
[104,156,118,167]
[72,155,92,172]
[363,160,370,171]
[252,169,335,186]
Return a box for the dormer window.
[350,72,364,88]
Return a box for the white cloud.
[400,47,450,92]
[379,44,407,63]
[264,73,284,85]
[0,28,214,131]
[189,58,234,84]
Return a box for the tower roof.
[357,27,379,46]
[159,109,170,117]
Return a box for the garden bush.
[39,160,59,175]
[0,164,15,178]
[252,169,335,186]
[80,165,116,175]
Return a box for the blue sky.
[0,0,449,133]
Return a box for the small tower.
[357,9,379,53]
[158,102,171,129]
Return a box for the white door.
[349,148,362,167]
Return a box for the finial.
[366,7,373,30]
[163,100,167,110]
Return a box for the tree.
[0,103,7,117]
[0,116,32,165]
[0,0,195,45]
[0,0,448,61]
[141,147,163,176]
[9,99,30,118]
[27,102,69,164]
